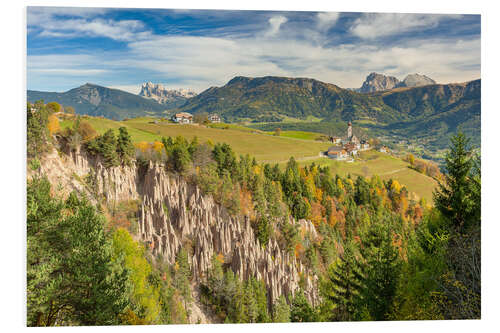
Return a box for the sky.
[27,7,481,94]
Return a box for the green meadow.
[60,116,437,202]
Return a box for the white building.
[172,112,193,124]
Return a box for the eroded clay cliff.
[29,147,319,309]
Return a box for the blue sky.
[27,7,481,93]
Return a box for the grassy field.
[292,150,437,202]
[61,116,331,162]
[60,116,436,202]
[277,131,322,140]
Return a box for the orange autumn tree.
[47,114,60,135]
[310,201,325,227]
[152,141,164,153]
[136,141,150,153]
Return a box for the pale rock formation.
[29,147,320,308]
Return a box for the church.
[342,122,359,145]
[327,122,369,159]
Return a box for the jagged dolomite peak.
[139,82,197,104]
[29,147,320,306]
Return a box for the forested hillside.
[27,83,175,120]
[27,101,481,325]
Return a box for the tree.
[47,114,60,135]
[173,248,192,309]
[433,132,477,233]
[290,289,316,322]
[27,101,50,157]
[77,120,97,141]
[112,229,161,324]
[86,129,119,167]
[169,144,191,174]
[273,295,291,322]
[324,244,364,321]
[274,128,282,136]
[116,127,135,165]
[407,153,415,166]
[27,177,130,326]
[358,223,401,320]
[46,101,62,114]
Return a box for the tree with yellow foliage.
[47,114,60,135]
[46,101,61,114]
[152,141,164,153]
[136,141,150,153]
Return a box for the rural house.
[208,114,221,123]
[172,112,193,124]
[327,146,348,160]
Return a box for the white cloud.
[28,7,151,41]
[27,10,479,93]
[316,12,340,31]
[123,34,480,90]
[265,15,288,37]
[350,13,463,39]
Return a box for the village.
[324,122,390,162]
[169,112,391,163]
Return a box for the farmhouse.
[327,146,348,160]
[172,112,193,124]
[208,114,221,123]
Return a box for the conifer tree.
[173,249,192,309]
[290,289,316,322]
[116,127,135,165]
[325,244,364,321]
[273,295,291,322]
[433,132,477,233]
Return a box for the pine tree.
[358,223,401,320]
[173,249,192,309]
[273,295,291,322]
[27,101,50,158]
[325,244,364,321]
[433,132,477,233]
[290,289,316,322]
[27,177,129,326]
[116,127,134,165]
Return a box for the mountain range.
[27,83,170,120]
[27,74,480,148]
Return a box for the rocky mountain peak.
[358,72,437,93]
[359,72,401,93]
[399,73,437,88]
[139,82,197,104]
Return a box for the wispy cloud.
[28,7,151,41]
[350,13,463,39]
[27,8,480,93]
[265,15,288,37]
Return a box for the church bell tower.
[347,122,352,140]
